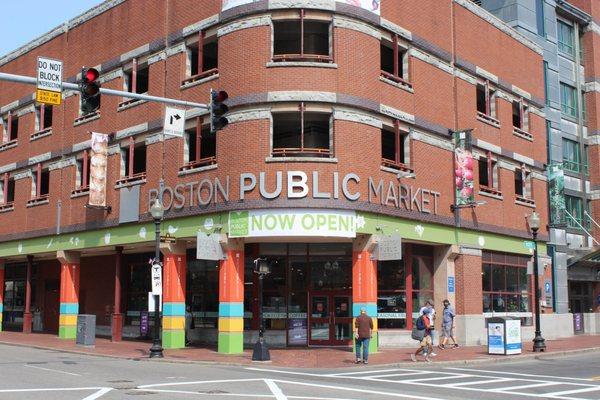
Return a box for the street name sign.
[36,57,63,105]
[163,106,185,137]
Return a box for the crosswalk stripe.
[491,382,561,392]
[546,386,600,397]
[446,378,511,387]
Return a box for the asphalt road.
[0,344,599,399]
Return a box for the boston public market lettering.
[149,171,441,215]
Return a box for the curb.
[1,339,600,369]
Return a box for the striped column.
[0,261,4,331]
[218,247,244,354]
[57,251,80,339]
[161,241,186,349]
[352,249,378,354]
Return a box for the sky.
[0,0,104,57]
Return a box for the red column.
[23,255,33,333]
[112,247,123,342]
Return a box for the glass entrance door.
[309,293,352,346]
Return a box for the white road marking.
[265,379,289,400]
[328,369,407,376]
[82,387,113,400]
[134,389,273,397]
[404,374,472,382]
[546,386,600,397]
[246,368,329,378]
[138,378,264,388]
[365,371,433,379]
[446,367,595,382]
[445,378,511,387]
[24,364,82,376]
[0,387,108,393]
[490,382,561,392]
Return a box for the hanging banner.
[222,0,381,15]
[88,132,109,207]
[454,130,474,206]
[548,162,566,226]
[150,262,163,296]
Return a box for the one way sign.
[163,106,186,137]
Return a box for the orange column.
[161,241,187,349]
[57,251,80,339]
[352,249,377,353]
[218,246,244,354]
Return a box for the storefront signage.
[488,322,505,354]
[448,276,455,293]
[373,234,402,260]
[229,209,356,238]
[222,0,381,15]
[140,311,149,336]
[505,319,522,354]
[377,312,406,318]
[148,171,441,215]
[288,318,308,346]
[196,232,225,260]
[544,280,552,306]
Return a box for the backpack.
[416,315,426,330]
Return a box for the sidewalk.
[0,331,599,369]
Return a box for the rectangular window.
[560,83,577,118]
[185,31,218,83]
[6,113,19,142]
[565,195,583,229]
[584,145,589,175]
[381,122,410,170]
[30,164,50,201]
[478,152,499,193]
[380,35,409,85]
[75,151,91,191]
[512,101,522,129]
[120,138,147,182]
[476,81,498,123]
[515,166,532,200]
[482,251,532,326]
[35,104,53,132]
[535,0,545,36]
[581,91,587,122]
[514,169,524,197]
[0,173,15,206]
[273,11,331,62]
[125,59,149,94]
[558,20,575,56]
[543,61,550,106]
[562,138,581,173]
[272,104,331,157]
[181,118,217,170]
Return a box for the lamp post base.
[149,340,164,358]
[252,337,271,361]
[533,333,546,352]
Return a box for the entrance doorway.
[309,293,352,346]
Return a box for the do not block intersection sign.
[36,57,63,106]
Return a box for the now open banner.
[228,209,357,238]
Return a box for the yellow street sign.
[36,89,61,105]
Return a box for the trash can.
[487,316,521,355]
[76,314,96,346]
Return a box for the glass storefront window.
[412,256,433,290]
[186,254,219,328]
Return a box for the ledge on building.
[70,186,90,198]
[379,72,414,93]
[266,61,338,69]
[477,112,500,128]
[267,148,336,163]
[0,139,18,152]
[26,195,49,208]
[74,111,100,127]
[381,159,414,175]
[180,69,219,89]
[117,97,148,111]
[30,127,52,141]
[0,202,14,213]
[479,186,503,200]
[178,158,217,175]
[513,127,533,141]
[271,54,334,64]
[115,173,147,189]
[515,195,536,208]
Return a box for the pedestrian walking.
[411,308,434,362]
[439,299,459,349]
[354,307,373,364]
[185,306,194,346]
[419,300,437,356]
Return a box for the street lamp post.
[252,258,271,361]
[528,211,546,352]
[149,198,164,358]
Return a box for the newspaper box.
[487,316,521,355]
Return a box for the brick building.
[0,0,584,353]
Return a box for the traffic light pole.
[0,72,209,110]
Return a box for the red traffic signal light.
[80,67,101,114]
[84,68,99,82]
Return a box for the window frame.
[28,163,50,205]
[514,164,533,203]
[3,111,19,143]
[271,103,333,158]
[381,120,411,172]
[182,29,219,85]
[478,151,501,195]
[180,117,217,171]
[476,80,499,126]
[565,195,584,229]
[560,82,578,118]
[34,104,53,134]
[117,137,147,185]
[562,138,581,173]
[0,173,15,210]
[272,9,333,63]
[72,150,91,195]
[120,58,149,108]
[557,20,575,57]
[380,34,411,88]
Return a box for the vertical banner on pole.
[453,130,475,207]
[88,132,108,207]
[548,163,566,226]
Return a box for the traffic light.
[210,89,228,133]
[80,67,101,114]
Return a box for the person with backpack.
[411,307,434,362]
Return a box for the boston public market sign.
[149,170,442,215]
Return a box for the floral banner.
[89,132,109,207]
[454,130,474,207]
[222,0,381,15]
